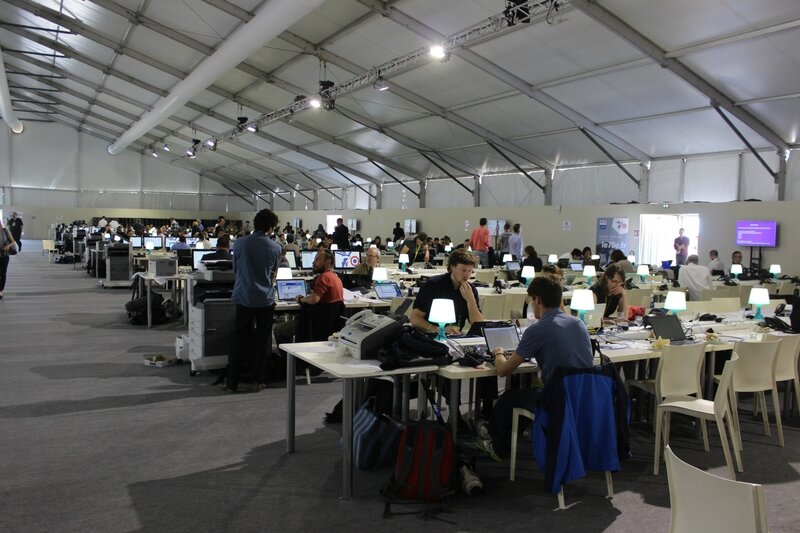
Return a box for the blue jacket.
[533,364,631,494]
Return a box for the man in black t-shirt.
[7,212,23,251]
[392,222,405,243]
[332,218,350,250]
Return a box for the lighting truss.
[189,0,562,157]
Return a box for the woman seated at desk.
[590,263,628,323]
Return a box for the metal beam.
[329,167,376,199]
[486,141,545,192]
[578,127,640,187]
[370,161,419,197]
[419,153,473,195]
[301,172,343,202]
[570,0,788,152]
[713,105,778,183]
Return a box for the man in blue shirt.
[170,235,191,251]
[223,209,281,392]
[476,276,594,459]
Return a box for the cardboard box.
[144,354,178,368]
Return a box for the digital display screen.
[192,249,211,270]
[301,250,316,269]
[285,252,297,269]
[735,220,777,247]
[129,236,143,248]
[335,250,361,269]
[276,280,307,301]
[375,282,401,299]
[144,236,163,249]
[165,237,178,249]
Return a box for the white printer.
[338,310,403,360]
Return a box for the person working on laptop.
[476,276,594,460]
[296,248,343,307]
[677,254,712,301]
[201,234,232,261]
[589,263,629,323]
[224,209,281,393]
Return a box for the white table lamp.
[548,254,558,264]
[521,265,536,287]
[591,254,600,261]
[502,254,513,263]
[399,253,410,272]
[637,264,649,283]
[354,241,362,247]
[315,238,322,244]
[664,291,686,315]
[369,244,377,249]
[372,267,388,282]
[570,289,595,324]
[769,264,781,278]
[748,287,770,320]
[366,237,372,243]
[330,244,338,251]
[627,254,636,264]
[387,240,394,249]
[145,242,154,251]
[444,244,452,253]
[583,265,597,284]
[276,267,292,280]
[429,299,456,342]
[730,264,742,279]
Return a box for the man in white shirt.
[678,255,713,301]
[708,249,725,276]
[97,216,108,229]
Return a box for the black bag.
[353,396,403,470]
[125,292,166,325]
[377,327,453,370]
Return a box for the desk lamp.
[748,287,770,320]
[429,299,456,342]
[637,264,649,284]
[366,238,372,244]
[444,244,452,253]
[521,266,535,287]
[399,253,410,272]
[276,267,292,280]
[369,244,377,249]
[315,238,322,245]
[502,254,513,263]
[582,265,597,285]
[730,264,742,280]
[627,254,636,264]
[769,264,781,279]
[372,267,388,282]
[387,240,394,249]
[330,244,338,251]
[548,254,558,264]
[145,241,155,254]
[354,241,362,247]
[664,291,686,316]
[570,289,595,325]
[591,254,600,261]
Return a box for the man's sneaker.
[459,465,484,496]
[473,418,491,440]
[474,436,502,462]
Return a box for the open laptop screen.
[648,313,687,341]
[374,281,402,299]
[276,279,307,301]
[505,261,520,272]
[484,326,520,352]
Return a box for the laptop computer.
[464,320,513,337]
[505,260,520,272]
[374,281,402,300]
[276,279,307,301]
[570,263,584,272]
[648,313,690,343]
[483,325,521,353]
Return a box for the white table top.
[280,341,438,378]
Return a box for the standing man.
[678,255,713,301]
[8,212,23,251]
[469,217,491,268]
[476,276,594,460]
[508,223,523,261]
[392,222,405,243]
[497,223,512,259]
[333,218,350,250]
[224,209,281,392]
[673,228,689,266]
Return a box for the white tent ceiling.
[1,0,798,199]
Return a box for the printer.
[338,310,403,360]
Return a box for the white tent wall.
[481,173,546,207]
[9,123,79,190]
[552,165,641,205]
[426,179,475,208]
[647,159,682,203]
[380,183,421,210]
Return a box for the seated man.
[400,232,430,264]
[476,276,594,460]
[201,234,232,261]
[678,254,712,301]
[708,249,725,276]
[352,246,380,278]
[589,263,628,322]
[170,235,191,251]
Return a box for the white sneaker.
[459,465,484,496]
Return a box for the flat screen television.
[301,250,316,269]
[335,250,361,269]
[735,220,777,247]
[144,236,163,249]
[129,236,143,249]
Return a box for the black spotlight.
[237,116,248,130]
[319,80,335,110]
[504,0,531,26]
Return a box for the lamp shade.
[664,291,687,311]
[444,244,452,252]
[748,287,770,306]
[366,237,372,243]
[502,254,513,263]
[582,265,597,278]
[372,267,388,281]
[730,264,743,275]
[429,298,456,325]
[354,241,362,247]
[627,254,636,263]
[521,266,536,280]
[398,253,410,264]
[591,254,600,261]
[276,267,292,280]
[369,244,377,249]
[145,242,155,251]
[315,238,322,244]
[570,289,595,312]
[387,240,394,248]
[548,254,558,264]
[769,264,781,275]
[637,264,649,276]
[330,244,339,251]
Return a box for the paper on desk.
[600,343,629,350]
[344,362,382,370]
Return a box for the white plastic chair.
[479,294,506,320]
[502,292,528,320]
[474,270,497,285]
[654,353,741,479]
[763,333,800,415]
[725,340,784,448]
[665,445,768,533]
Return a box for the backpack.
[125,292,166,325]
[377,327,453,370]
[382,378,456,505]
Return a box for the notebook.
[483,325,521,353]
[505,261,521,272]
[276,279,307,301]
[648,313,689,343]
[374,281,402,300]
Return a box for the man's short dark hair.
[610,249,626,262]
[479,217,487,226]
[415,232,427,243]
[512,223,520,233]
[286,234,295,243]
[253,209,278,232]
[602,263,624,283]
[527,276,562,309]
[710,249,719,258]
[317,248,334,266]
[217,234,231,249]
[447,248,478,270]
[504,223,510,230]
[178,235,186,243]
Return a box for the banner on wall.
[596,217,629,265]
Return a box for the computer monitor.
[301,250,316,269]
[570,263,584,272]
[374,281,402,300]
[164,236,178,249]
[335,250,361,269]
[144,236,163,250]
[285,251,297,269]
[185,237,198,247]
[505,261,520,272]
[129,236,143,249]
[209,237,218,247]
[276,279,307,301]
[192,249,212,270]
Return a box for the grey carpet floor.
[1,242,798,532]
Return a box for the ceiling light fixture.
[162,143,170,152]
[246,123,258,133]
[308,97,321,109]
[237,116,249,130]
[429,44,449,61]
[373,70,389,91]
[151,150,158,158]
[319,80,335,110]
[206,138,216,149]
